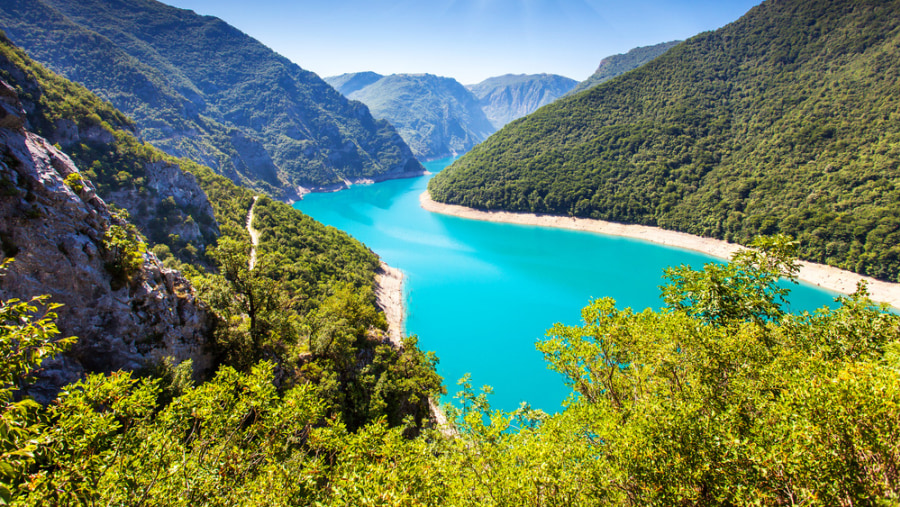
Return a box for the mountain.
[467,74,578,129]
[568,40,682,95]
[0,0,423,197]
[0,67,215,402]
[327,73,495,160]
[0,32,442,425]
[428,0,900,282]
[327,71,385,96]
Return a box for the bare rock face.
[106,159,219,246]
[44,117,220,250]
[0,90,215,402]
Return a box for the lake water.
[295,157,840,413]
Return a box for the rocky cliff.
[0,81,214,402]
[0,31,218,265]
[467,74,577,129]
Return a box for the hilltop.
[429,0,900,282]
[326,72,495,160]
[567,40,682,95]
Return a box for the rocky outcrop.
[106,159,218,246]
[0,42,219,259]
[468,74,578,129]
[0,86,215,402]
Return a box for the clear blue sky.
[161,0,762,84]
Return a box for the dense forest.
[429,0,900,281]
[0,0,422,196]
[567,40,682,96]
[0,31,441,435]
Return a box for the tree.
[0,260,76,503]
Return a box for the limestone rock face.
[468,74,578,129]
[106,159,218,246]
[0,89,215,402]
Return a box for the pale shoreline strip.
[375,261,405,348]
[375,261,456,435]
[420,191,900,310]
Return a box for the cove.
[294,157,840,413]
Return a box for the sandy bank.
[375,261,455,433]
[375,262,405,347]
[420,191,900,310]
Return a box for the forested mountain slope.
[467,73,577,129]
[0,0,423,197]
[327,73,495,160]
[430,0,900,281]
[567,40,681,95]
[0,33,441,427]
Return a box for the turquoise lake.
[295,157,840,413]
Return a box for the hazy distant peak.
[324,71,384,96]
[468,73,578,129]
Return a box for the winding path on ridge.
[246,196,260,270]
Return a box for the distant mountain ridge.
[326,72,495,160]
[568,40,681,95]
[429,0,900,281]
[0,0,423,197]
[467,74,578,129]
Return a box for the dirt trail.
[246,196,260,270]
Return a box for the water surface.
[295,157,839,413]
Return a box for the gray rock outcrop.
[0,86,215,402]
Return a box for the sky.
[162,0,762,84]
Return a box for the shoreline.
[374,261,456,435]
[292,170,429,203]
[420,191,900,310]
[375,261,405,348]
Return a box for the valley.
[1,0,899,503]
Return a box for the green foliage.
[0,260,75,503]
[3,241,899,505]
[567,40,681,95]
[61,172,84,194]
[101,221,146,288]
[660,234,800,325]
[430,0,900,281]
[0,0,421,193]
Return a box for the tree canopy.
[430,0,900,281]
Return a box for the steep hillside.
[467,73,577,129]
[330,73,495,160]
[0,77,215,402]
[0,34,442,427]
[568,40,681,95]
[0,34,219,269]
[0,0,423,197]
[429,0,900,281]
